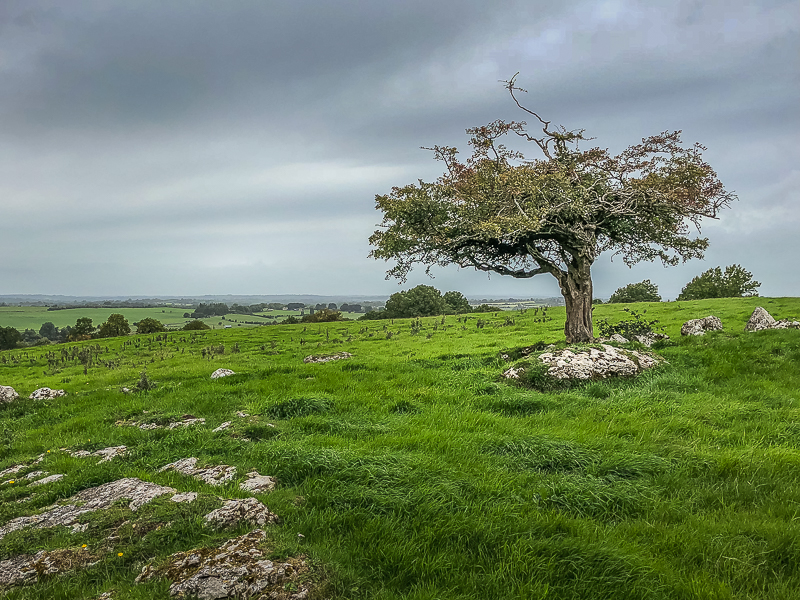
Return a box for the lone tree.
[369,75,735,342]
[677,264,760,300]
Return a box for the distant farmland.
[0,306,360,332]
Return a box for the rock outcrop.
[681,316,723,336]
[0,547,100,589]
[135,530,311,599]
[0,386,19,404]
[211,368,236,379]
[303,352,353,364]
[504,344,660,382]
[29,388,67,400]
[159,457,237,486]
[239,471,276,494]
[204,497,279,529]
[69,446,127,464]
[0,478,176,541]
[745,307,800,332]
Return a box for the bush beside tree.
[96,314,131,338]
[183,320,211,331]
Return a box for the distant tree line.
[358,285,497,320]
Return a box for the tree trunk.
[558,260,594,343]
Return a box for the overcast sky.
[1,0,797,300]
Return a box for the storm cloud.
[1,0,797,298]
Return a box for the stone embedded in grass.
[135,529,312,599]
[239,471,276,493]
[212,421,232,432]
[504,344,661,383]
[23,471,47,480]
[211,368,236,379]
[29,388,67,400]
[167,417,206,429]
[0,385,19,404]
[29,473,65,487]
[0,547,101,590]
[69,446,127,464]
[745,306,800,332]
[0,464,26,478]
[159,457,237,486]
[0,478,176,541]
[303,351,353,363]
[680,315,723,336]
[170,491,198,503]
[203,497,279,529]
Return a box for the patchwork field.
[0,307,362,333]
[1,297,800,599]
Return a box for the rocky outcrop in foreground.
[681,316,723,336]
[135,529,312,599]
[745,307,800,332]
[504,344,660,382]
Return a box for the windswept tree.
[370,76,735,342]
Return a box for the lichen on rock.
[135,529,312,599]
[680,316,723,336]
[0,547,101,590]
[204,497,280,529]
[159,457,237,486]
[303,352,352,364]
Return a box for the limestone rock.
[29,388,67,400]
[0,386,19,404]
[609,334,629,343]
[70,446,127,464]
[211,368,236,379]
[203,497,279,529]
[212,421,232,432]
[0,478,175,540]
[501,366,524,380]
[0,465,26,478]
[240,471,276,494]
[159,457,237,486]
[167,417,206,429]
[539,345,659,380]
[170,492,198,504]
[681,316,723,336]
[135,530,311,599]
[303,351,353,364]
[745,307,800,332]
[0,547,100,590]
[29,474,65,487]
[631,333,670,347]
[24,471,48,480]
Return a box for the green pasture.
[1,297,800,599]
[0,307,364,333]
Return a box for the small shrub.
[595,308,662,339]
[183,320,210,331]
[135,370,157,392]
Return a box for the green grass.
[0,306,363,332]
[1,298,800,598]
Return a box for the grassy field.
[1,297,800,599]
[0,307,363,332]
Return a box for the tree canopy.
[677,265,760,300]
[136,317,167,334]
[609,280,662,304]
[97,314,131,338]
[370,75,734,341]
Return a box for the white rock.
[203,497,279,529]
[303,352,353,364]
[167,418,205,429]
[170,492,198,503]
[609,334,629,343]
[29,388,67,400]
[211,368,235,379]
[30,474,65,487]
[0,386,19,404]
[537,344,660,380]
[240,471,276,493]
[0,478,176,540]
[0,464,26,478]
[745,307,800,332]
[212,421,232,432]
[160,457,237,486]
[681,316,723,336]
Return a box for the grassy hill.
[1,298,800,599]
